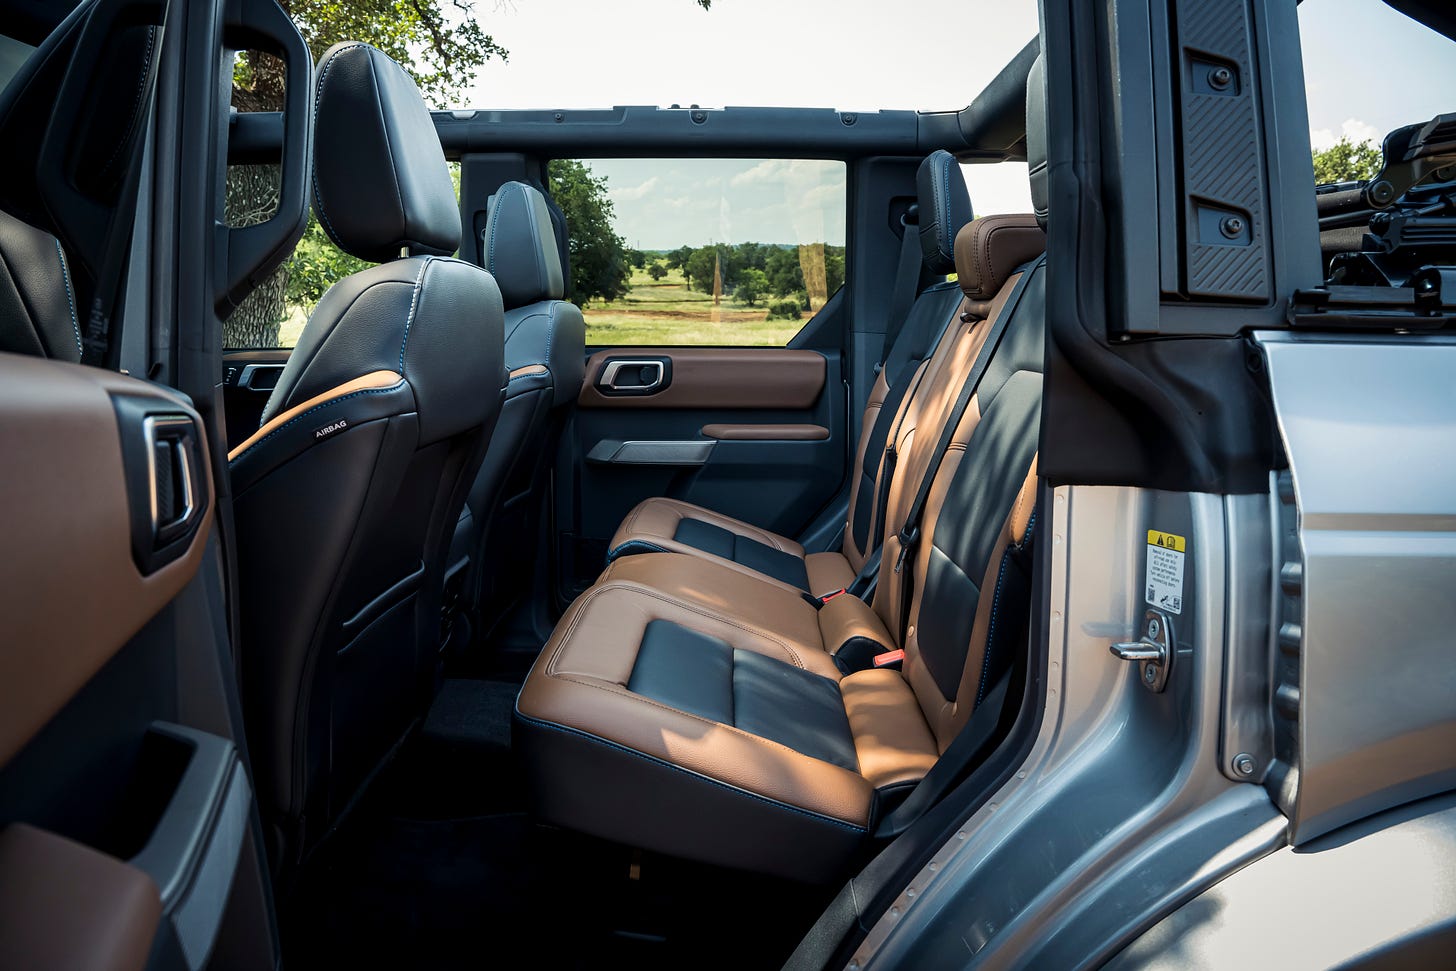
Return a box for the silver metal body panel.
[1257,331,1456,844]
[852,486,1285,971]
[1106,794,1456,970]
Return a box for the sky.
[452,0,1454,226]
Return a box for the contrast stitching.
[514,712,867,832]
[229,381,404,462]
[486,183,524,274]
[605,539,668,561]
[552,675,851,778]
[53,239,80,357]
[99,27,156,183]
[544,581,808,672]
[311,43,372,250]
[978,550,1012,707]
[399,257,433,371]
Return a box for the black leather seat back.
[450,181,584,637]
[0,209,81,362]
[228,42,506,865]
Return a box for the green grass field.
[582,266,802,346]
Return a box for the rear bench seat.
[516,57,1051,883]
[604,150,979,597]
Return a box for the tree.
[626,248,647,270]
[1313,137,1383,185]
[225,0,709,345]
[735,268,769,307]
[665,245,694,271]
[548,160,632,305]
[765,246,804,297]
[647,262,668,281]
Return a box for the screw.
[1143,665,1157,684]
[1208,66,1233,90]
[691,110,707,124]
[842,112,857,126]
[1220,215,1245,239]
[1147,618,1161,640]
[553,112,564,123]
[1233,753,1257,777]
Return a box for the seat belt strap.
[878,207,923,369]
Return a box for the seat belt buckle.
[894,526,919,574]
[803,588,849,610]
[873,649,906,670]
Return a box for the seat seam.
[543,581,809,672]
[52,239,80,358]
[550,674,855,776]
[515,712,867,832]
[398,257,433,371]
[229,381,405,463]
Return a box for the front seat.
[448,181,585,642]
[228,42,506,866]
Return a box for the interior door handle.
[144,415,199,544]
[600,359,666,393]
[113,393,211,574]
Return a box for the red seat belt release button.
[820,588,848,605]
[873,649,906,669]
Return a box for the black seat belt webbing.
[892,260,1041,641]
[878,208,923,368]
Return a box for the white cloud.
[1309,118,1382,152]
[609,176,659,203]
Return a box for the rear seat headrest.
[311,43,460,263]
[915,150,974,275]
[1026,53,1048,230]
[483,181,565,311]
[954,214,1045,302]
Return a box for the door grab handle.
[600,359,665,392]
[237,363,286,391]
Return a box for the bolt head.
[1233,753,1257,776]
[1143,665,1157,684]
[1209,66,1233,89]
[1220,215,1245,239]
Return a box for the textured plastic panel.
[1175,0,1272,301]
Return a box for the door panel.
[221,347,291,450]
[579,347,826,410]
[0,355,263,970]
[559,346,848,596]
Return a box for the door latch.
[1110,609,1174,692]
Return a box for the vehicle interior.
[1,0,1453,968]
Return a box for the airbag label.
[1145,530,1186,615]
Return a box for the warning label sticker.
[1145,530,1186,614]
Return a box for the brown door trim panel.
[0,355,213,767]
[0,823,162,971]
[580,348,826,410]
[701,423,830,441]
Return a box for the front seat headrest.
[312,43,460,263]
[915,149,974,275]
[0,209,81,362]
[1026,52,1048,230]
[483,182,565,310]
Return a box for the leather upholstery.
[260,256,504,445]
[1026,53,1049,229]
[483,182,565,310]
[232,45,506,868]
[0,209,81,362]
[519,199,1048,881]
[450,182,585,631]
[311,43,460,262]
[954,214,1046,300]
[915,149,974,275]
